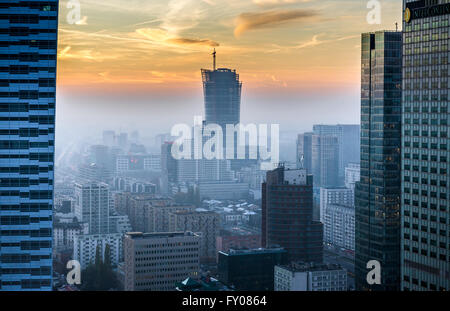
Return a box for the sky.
[56,0,402,142]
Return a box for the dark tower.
[355,31,402,291]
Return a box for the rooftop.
[278,261,344,273]
[125,231,198,239]
[219,247,285,256]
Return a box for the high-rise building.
[315,135,340,187]
[401,0,450,291]
[218,248,288,291]
[345,163,361,191]
[296,132,313,171]
[297,132,340,188]
[161,142,178,183]
[202,66,242,129]
[0,0,59,291]
[124,232,201,291]
[319,187,354,223]
[202,54,249,171]
[355,31,402,291]
[323,204,355,251]
[262,166,323,263]
[313,124,361,181]
[74,182,111,234]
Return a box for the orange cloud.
[234,9,318,37]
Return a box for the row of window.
[0,116,54,124]
[0,190,53,199]
[404,19,449,32]
[0,203,52,211]
[0,103,55,112]
[401,200,447,212]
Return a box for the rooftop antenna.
[395,22,398,31]
[212,48,216,71]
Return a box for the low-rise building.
[53,221,88,252]
[274,262,347,291]
[218,248,287,291]
[73,233,123,269]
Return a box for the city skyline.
[0,0,448,294]
[56,0,402,139]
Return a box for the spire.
[212,48,216,71]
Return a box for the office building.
[313,124,361,180]
[0,0,59,291]
[262,166,323,263]
[216,228,261,261]
[401,0,450,291]
[275,262,347,291]
[218,248,287,291]
[297,132,340,187]
[355,30,402,291]
[169,210,220,261]
[124,232,201,291]
[296,132,313,171]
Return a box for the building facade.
[0,0,59,291]
[274,262,347,291]
[355,31,403,291]
[218,248,287,291]
[345,163,361,191]
[169,210,220,262]
[124,232,201,291]
[262,167,323,263]
[73,233,123,269]
[319,187,354,223]
[323,204,355,251]
[74,182,111,234]
[401,0,450,291]
[313,124,361,181]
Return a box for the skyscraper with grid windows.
[401,0,449,291]
[355,31,403,291]
[0,0,59,291]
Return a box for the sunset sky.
[56,0,402,139]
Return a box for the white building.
[53,221,89,252]
[344,163,360,190]
[73,233,123,269]
[275,262,347,291]
[319,187,354,223]
[74,182,110,234]
[323,204,355,251]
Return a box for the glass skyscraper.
[355,31,403,291]
[201,68,242,128]
[401,0,449,291]
[0,0,59,291]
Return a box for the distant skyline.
[56,0,402,140]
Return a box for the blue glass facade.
[0,0,58,291]
[355,31,403,291]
